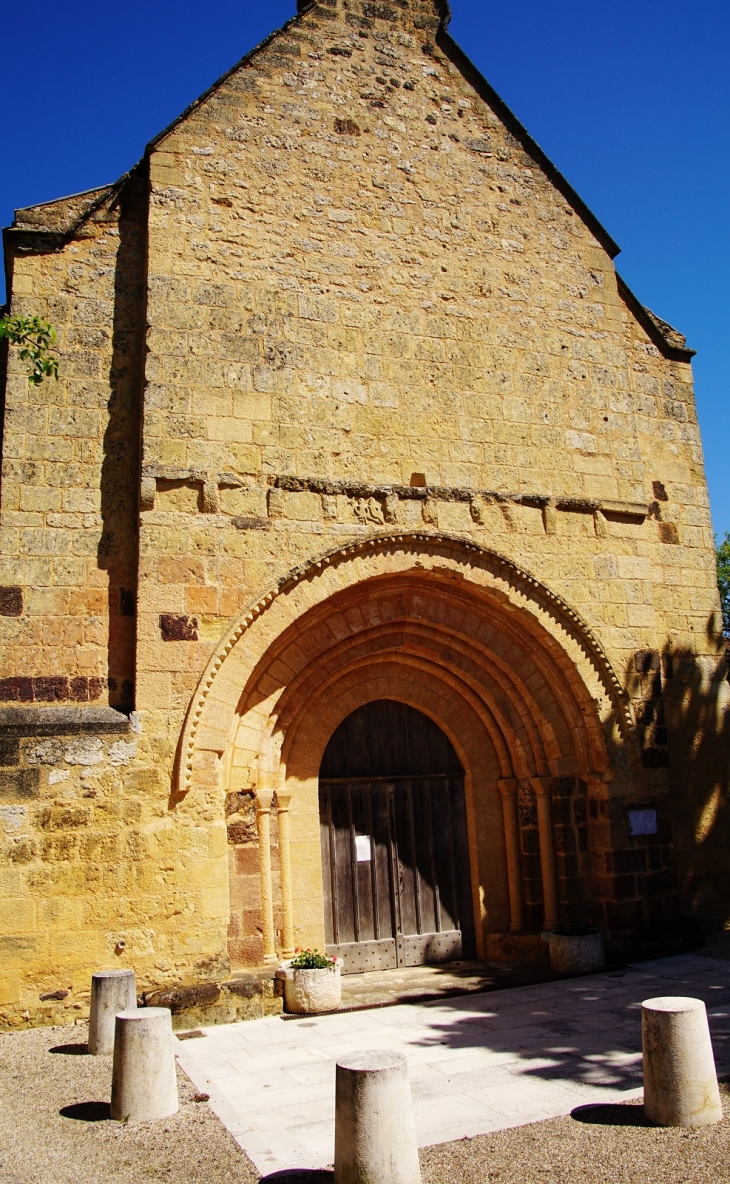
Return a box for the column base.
[485,931,550,966]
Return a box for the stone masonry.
[1,0,728,1030]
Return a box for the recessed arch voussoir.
[177,532,628,796]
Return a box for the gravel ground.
[420,1085,730,1184]
[2,1022,729,1184]
[0,1023,258,1184]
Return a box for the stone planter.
[549,932,605,975]
[276,959,343,1014]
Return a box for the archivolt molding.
[176,531,632,796]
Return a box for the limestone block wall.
[0,702,230,1027]
[0,0,728,1028]
[1,174,146,711]
[138,0,721,690]
[135,0,726,922]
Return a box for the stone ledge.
[0,706,132,737]
[143,971,283,1029]
[138,468,650,524]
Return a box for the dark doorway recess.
[319,700,475,972]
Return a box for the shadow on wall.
[96,167,147,712]
[624,624,730,932]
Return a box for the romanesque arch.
[176,533,633,965]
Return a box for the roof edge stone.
[616,274,696,361]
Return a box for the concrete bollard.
[88,969,137,1055]
[110,1008,178,1122]
[335,1049,421,1184]
[642,996,723,1127]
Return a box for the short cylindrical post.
[110,1008,178,1122]
[642,996,723,1127]
[88,969,137,1055]
[335,1049,421,1184]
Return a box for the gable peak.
[297,0,451,37]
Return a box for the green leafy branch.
[716,532,730,639]
[0,314,59,385]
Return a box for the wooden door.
[319,700,475,972]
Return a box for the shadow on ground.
[571,1101,651,1127]
[338,958,559,1014]
[59,1101,112,1122]
[407,960,730,1092]
[49,1043,89,1055]
[260,1173,334,1183]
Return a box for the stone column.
[110,1007,178,1122]
[642,996,723,1127]
[532,776,559,932]
[88,968,137,1055]
[335,1049,421,1184]
[255,783,277,966]
[496,778,524,933]
[277,784,295,958]
[584,773,609,927]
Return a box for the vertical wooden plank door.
[319,700,476,973]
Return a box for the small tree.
[717,532,730,639]
[0,314,59,385]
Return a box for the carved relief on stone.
[267,488,285,518]
[497,500,516,531]
[470,494,487,526]
[384,493,399,524]
[543,503,557,536]
[594,509,608,539]
[354,496,385,526]
[322,493,338,521]
[202,481,219,514]
[422,497,438,526]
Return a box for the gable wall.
[137,0,727,942]
[140,0,722,708]
[0,0,727,1028]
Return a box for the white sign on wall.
[355,835,373,862]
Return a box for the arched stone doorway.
[319,700,476,972]
[176,533,629,970]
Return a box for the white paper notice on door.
[355,835,373,862]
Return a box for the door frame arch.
[317,698,476,970]
[176,533,626,967]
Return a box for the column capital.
[585,772,608,796]
[496,777,518,799]
[255,787,275,811]
[531,776,553,797]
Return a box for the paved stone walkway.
[174,953,730,1177]
[337,957,557,1009]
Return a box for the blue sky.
[2,1,727,534]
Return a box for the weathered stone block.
[0,768,40,799]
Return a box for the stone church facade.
[1,0,728,1029]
